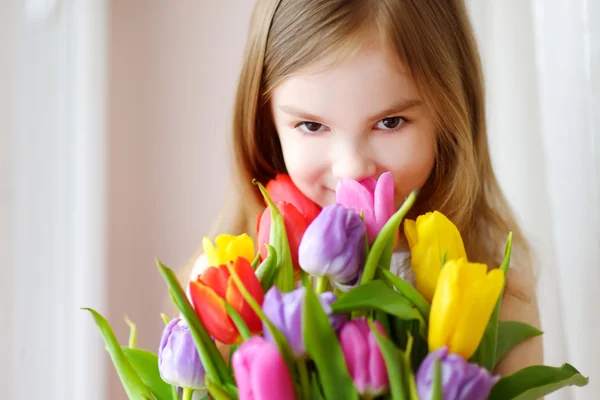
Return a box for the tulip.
[266,174,321,222]
[428,259,505,359]
[202,234,255,267]
[261,286,346,358]
[189,257,264,345]
[339,318,389,397]
[232,336,296,400]
[158,318,206,389]
[416,347,500,400]
[257,201,310,270]
[336,171,395,244]
[404,211,467,301]
[298,204,366,284]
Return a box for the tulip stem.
[297,359,311,400]
[315,276,329,294]
[182,388,193,400]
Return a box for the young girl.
[188,0,543,376]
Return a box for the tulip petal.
[231,257,265,305]
[336,179,374,213]
[404,219,418,250]
[428,260,462,352]
[203,237,222,267]
[410,211,467,301]
[251,340,296,400]
[340,321,371,394]
[228,234,255,263]
[225,258,264,335]
[449,268,505,359]
[232,336,296,400]
[189,280,239,345]
[258,202,309,270]
[215,234,235,252]
[367,325,389,395]
[266,174,321,222]
[373,172,395,226]
[198,265,230,299]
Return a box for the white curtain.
[467,1,600,399]
[2,1,108,399]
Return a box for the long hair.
[187,0,532,290]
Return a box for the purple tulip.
[158,318,206,389]
[339,318,389,397]
[262,286,346,358]
[416,347,500,400]
[336,172,395,243]
[232,336,296,400]
[298,204,366,284]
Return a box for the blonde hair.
[187,0,532,289]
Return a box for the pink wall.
[107,1,254,397]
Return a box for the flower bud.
[298,204,366,284]
[158,318,206,389]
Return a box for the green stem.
[297,358,311,400]
[224,303,252,340]
[182,387,193,400]
[360,191,417,285]
[315,276,329,294]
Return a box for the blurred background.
[1,0,598,399]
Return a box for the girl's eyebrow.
[278,99,422,124]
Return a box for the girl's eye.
[376,117,406,131]
[297,122,325,133]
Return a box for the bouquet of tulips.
[86,173,588,400]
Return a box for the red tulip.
[265,174,321,222]
[189,257,264,345]
[257,201,309,270]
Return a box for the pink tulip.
[339,318,390,397]
[335,172,395,243]
[232,336,296,400]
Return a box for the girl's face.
[271,44,436,209]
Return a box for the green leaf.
[303,283,359,400]
[379,268,430,321]
[251,251,261,269]
[254,180,294,292]
[333,281,425,337]
[206,377,233,400]
[122,347,173,400]
[156,260,231,386]
[124,315,138,348]
[361,190,417,284]
[496,321,543,365]
[431,360,443,400]
[224,303,252,341]
[310,372,326,400]
[369,320,409,400]
[255,244,278,292]
[83,308,155,400]
[489,363,589,400]
[472,233,512,370]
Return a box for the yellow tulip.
[428,258,505,359]
[203,234,255,267]
[404,211,467,301]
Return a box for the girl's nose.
[331,141,376,182]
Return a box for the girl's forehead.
[271,44,422,123]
